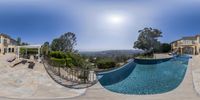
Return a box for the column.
[38,47,41,62]
[180,47,183,54]
[196,46,199,55]
[193,46,195,55]
[26,48,27,57]
[17,46,20,59]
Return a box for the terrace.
[0,54,86,99]
[0,52,200,100]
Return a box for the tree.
[134,27,162,52]
[16,37,21,46]
[51,32,77,52]
[161,43,171,53]
[42,42,50,55]
[21,42,29,45]
[51,38,62,51]
[60,32,77,52]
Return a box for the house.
[0,33,17,54]
[171,35,200,55]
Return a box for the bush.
[20,48,26,54]
[65,57,74,67]
[96,59,116,69]
[49,51,88,68]
[66,52,85,68]
[27,48,38,54]
[51,57,66,66]
[50,51,66,59]
[161,43,171,53]
[20,48,38,54]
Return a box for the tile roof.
[182,36,196,40]
[0,33,16,41]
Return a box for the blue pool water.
[97,56,190,95]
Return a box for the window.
[12,48,14,52]
[199,38,200,43]
[8,48,11,52]
[4,39,7,45]
[182,40,193,45]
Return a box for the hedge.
[50,51,66,59]
[51,57,66,66]
[97,59,116,69]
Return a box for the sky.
[0,0,200,51]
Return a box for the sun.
[107,14,125,25]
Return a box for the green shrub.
[65,57,74,67]
[66,52,85,68]
[20,48,26,54]
[51,57,66,66]
[49,51,87,68]
[96,59,116,69]
[27,48,38,54]
[20,48,38,55]
[50,51,66,59]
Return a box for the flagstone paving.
[0,54,85,99]
[0,54,200,100]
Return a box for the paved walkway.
[0,54,85,99]
[191,55,200,95]
[0,54,199,100]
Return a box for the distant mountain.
[79,50,144,57]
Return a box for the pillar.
[196,46,199,55]
[38,47,41,62]
[193,46,195,55]
[180,47,183,54]
[17,46,20,59]
[26,48,28,57]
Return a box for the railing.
[180,41,197,45]
[42,56,97,89]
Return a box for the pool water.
[97,56,189,95]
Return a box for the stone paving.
[191,55,200,95]
[0,54,86,99]
[0,54,200,100]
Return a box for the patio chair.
[28,62,35,69]
[11,59,27,68]
[7,57,16,62]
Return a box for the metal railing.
[180,41,197,45]
[42,56,97,89]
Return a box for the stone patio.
[0,54,200,100]
[0,54,85,99]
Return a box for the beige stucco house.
[0,33,17,54]
[171,35,200,55]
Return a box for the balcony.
[180,41,197,45]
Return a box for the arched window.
[12,48,14,52]
[8,48,11,52]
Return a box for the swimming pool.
[97,56,190,95]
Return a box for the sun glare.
[107,14,125,25]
